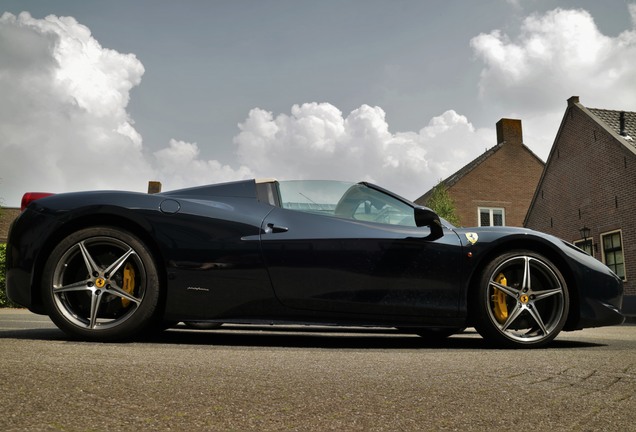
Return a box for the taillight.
[21,192,54,211]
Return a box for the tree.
[0,243,14,307]
[425,180,461,226]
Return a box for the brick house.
[0,207,20,243]
[415,118,545,227]
[525,96,636,314]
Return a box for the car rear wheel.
[473,250,569,348]
[42,227,161,341]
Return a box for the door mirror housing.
[414,207,444,240]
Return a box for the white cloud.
[234,103,492,200]
[0,12,251,206]
[0,12,153,206]
[154,139,253,191]
[0,6,494,207]
[471,6,636,157]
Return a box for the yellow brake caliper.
[493,273,509,324]
[121,263,135,307]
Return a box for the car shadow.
[145,325,604,350]
[0,324,604,350]
[0,327,68,341]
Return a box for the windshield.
[277,180,418,227]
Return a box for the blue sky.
[1,0,635,206]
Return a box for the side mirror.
[414,207,444,240]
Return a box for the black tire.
[473,250,569,348]
[41,227,161,341]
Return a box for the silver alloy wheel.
[485,254,566,344]
[50,236,146,330]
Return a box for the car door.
[259,182,463,318]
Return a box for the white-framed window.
[601,230,626,281]
[573,239,593,256]
[478,207,505,227]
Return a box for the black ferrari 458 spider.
[6,179,624,347]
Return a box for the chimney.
[496,118,523,146]
[620,111,627,136]
[148,181,162,194]
[567,95,580,107]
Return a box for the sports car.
[6,179,624,347]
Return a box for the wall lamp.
[579,226,590,241]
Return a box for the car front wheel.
[473,250,569,348]
[42,227,161,341]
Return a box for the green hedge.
[0,243,17,307]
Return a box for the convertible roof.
[163,179,258,198]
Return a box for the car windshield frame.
[277,180,421,227]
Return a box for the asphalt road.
[0,309,634,431]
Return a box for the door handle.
[266,223,289,233]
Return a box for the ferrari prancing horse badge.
[465,233,479,245]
